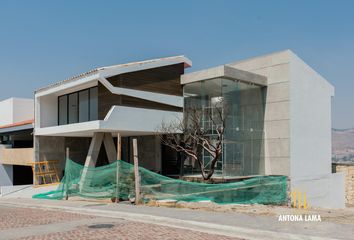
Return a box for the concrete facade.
[34,136,65,177]
[228,50,344,208]
[0,98,34,126]
[131,135,162,173]
[180,50,343,208]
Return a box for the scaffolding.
[31,160,60,187]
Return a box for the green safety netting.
[33,159,288,205]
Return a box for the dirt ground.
[147,201,354,226]
[53,196,354,226]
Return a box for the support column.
[103,133,117,164]
[79,132,104,191]
[80,132,118,191]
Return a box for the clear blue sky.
[0,1,353,128]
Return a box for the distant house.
[2,49,338,208]
[0,98,34,187]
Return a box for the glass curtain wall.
[183,78,266,176]
[58,86,98,125]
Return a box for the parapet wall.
[333,163,354,206]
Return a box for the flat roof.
[0,119,34,134]
[181,65,267,86]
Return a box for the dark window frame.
[58,86,98,125]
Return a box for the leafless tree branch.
[156,100,227,180]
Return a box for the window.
[58,87,98,125]
[183,78,265,176]
[79,90,89,122]
[68,93,78,124]
[89,87,98,120]
[58,95,68,125]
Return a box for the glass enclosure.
[183,78,266,176]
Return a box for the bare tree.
[158,102,226,180]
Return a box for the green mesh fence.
[33,159,288,205]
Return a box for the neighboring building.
[0,98,34,187]
[30,50,343,208]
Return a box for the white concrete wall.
[291,173,345,209]
[0,99,14,126]
[0,165,13,187]
[102,106,183,133]
[289,53,334,179]
[0,98,34,126]
[12,98,34,123]
[37,95,57,128]
[230,50,343,208]
[289,52,344,208]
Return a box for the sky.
[0,0,353,129]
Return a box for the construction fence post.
[65,147,69,200]
[115,133,121,203]
[133,138,141,205]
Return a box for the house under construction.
[0,50,344,208]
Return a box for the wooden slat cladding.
[98,83,182,119]
[121,95,182,112]
[106,63,184,96]
[98,82,122,119]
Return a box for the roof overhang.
[181,65,267,86]
[0,119,34,134]
[35,55,192,97]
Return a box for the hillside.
[332,128,354,162]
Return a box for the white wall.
[289,53,334,179]
[12,98,34,123]
[0,99,14,126]
[0,164,13,187]
[289,52,344,208]
[0,98,34,126]
[230,50,344,208]
[38,95,58,128]
[291,173,345,209]
[103,106,183,133]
